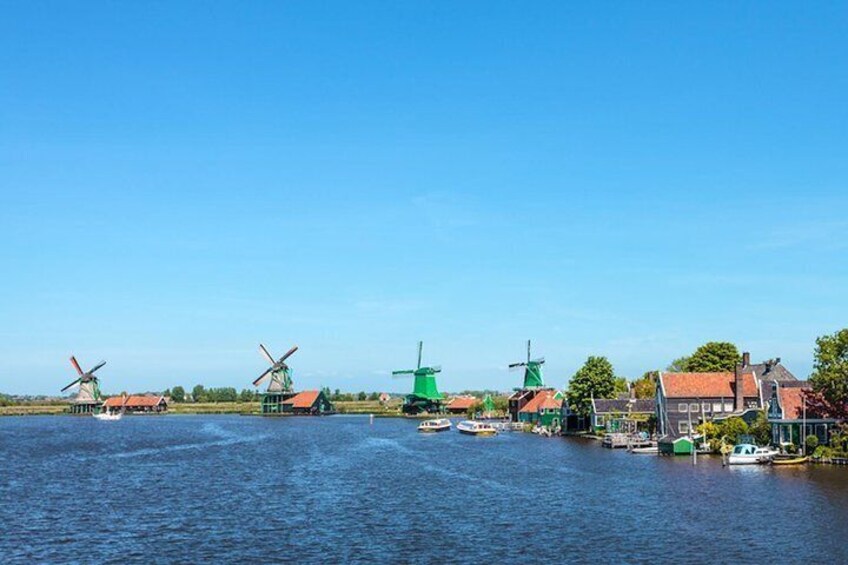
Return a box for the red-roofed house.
[445,396,477,414]
[657,353,766,451]
[518,390,563,428]
[280,390,334,415]
[102,394,168,414]
[767,381,838,448]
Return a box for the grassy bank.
[0,405,67,416]
[0,400,407,417]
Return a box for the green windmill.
[253,343,298,414]
[509,340,545,388]
[61,355,106,415]
[393,341,444,415]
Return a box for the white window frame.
[678,421,690,434]
[689,403,699,412]
[678,403,688,413]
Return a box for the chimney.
[735,351,749,412]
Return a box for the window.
[724,402,734,412]
[679,421,690,434]
[678,403,688,413]
[713,402,723,413]
[689,403,699,412]
[701,403,711,414]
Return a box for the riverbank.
[0,399,407,417]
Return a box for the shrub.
[805,435,819,453]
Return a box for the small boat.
[456,420,498,436]
[727,443,778,465]
[93,410,122,421]
[630,446,659,454]
[418,418,451,433]
[771,455,809,466]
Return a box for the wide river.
[1,415,846,563]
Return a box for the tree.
[748,411,771,446]
[667,357,691,372]
[613,377,629,396]
[162,388,171,398]
[171,386,185,403]
[568,356,616,416]
[368,392,380,401]
[808,329,848,420]
[357,391,367,401]
[466,400,484,419]
[686,342,741,372]
[632,371,658,399]
[239,388,255,402]
[192,384,206,403]
[717,417,748,444]
[492,395,508,414]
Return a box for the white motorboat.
[726,443,778,465]
[418,418,451,433]
[630,446,659,454]
[93,410,122,421]
[456,421,497,436]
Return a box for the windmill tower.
[509,340,545,388]
[393,341,444,415]
[253,343,298,414]
[61,356,106,415]
[507,340,551,422]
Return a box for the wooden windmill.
[61,356,106,414]
[253,343,298,414]
[393,341,443,414]
[509,340,545,388]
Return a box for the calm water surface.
[2,415,846,563]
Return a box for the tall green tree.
[673,342,741,372]
[568,356,616,416]
[809,329,848,419]
[192,384,206,403]
[171,386,186,403]
[632,371,658,399]
[613,377,629,396]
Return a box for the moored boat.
[418,418,451,433]
[630,446,659,454]
[727,443,778,465]
[457,420,497,436]
[771,455,809,466]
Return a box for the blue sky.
[1,2,846,396]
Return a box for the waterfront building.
[102,394,168,414]
[518,390,563,428]
[766,380,838,447]
[590,397,655,434]
[446,396,477,414]
[657,352,764,454]
[280,390,335,415]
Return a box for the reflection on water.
[2,415,846,563]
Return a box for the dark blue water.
[2,415,846,563]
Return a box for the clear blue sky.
[1,2,846,396]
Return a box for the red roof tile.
[283,390,321,409]
[447,396,477,410]
[778,386,809,419]
[102,395,165,408]
[519,390,561,413]
[661,372,758,399]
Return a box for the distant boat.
[727,444,778,465]
[771,455,809,466]
[457,421,497,436]
[630,446,659,454]
[93,410,122,421]
[418,418,451,433]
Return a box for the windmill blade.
[69,356,84,376]
[527,340,531,363]
[279,345,298,363]
[508,362,527,370]
[258,344,276,366]
[253,368,273,387]
[429,365,442,373]
[392,369,415,378]
[417,341,423,369]
[88,360,106,374]
[61,378,82,392]
[532,357,545,365]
